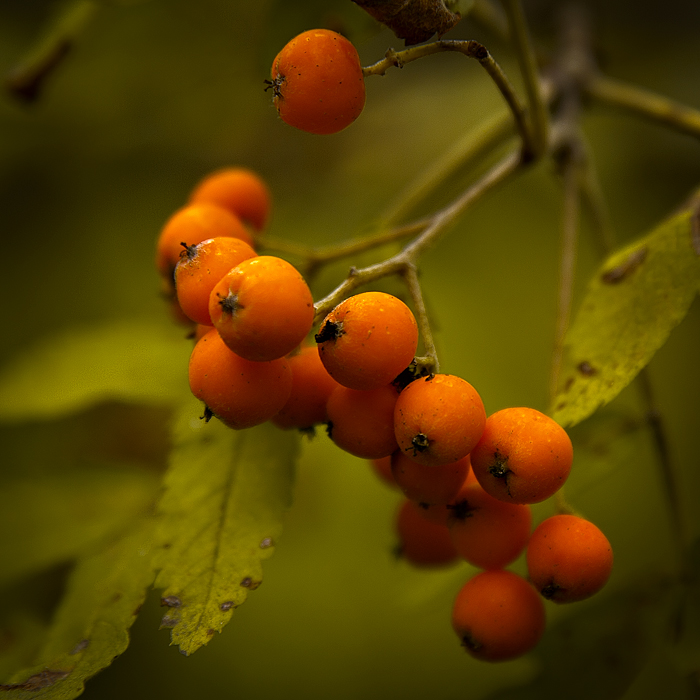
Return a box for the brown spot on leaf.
[220,601,236,612]
[577,361,597,376]
[207,629,216,637]
[601,247,647,284]
[0,669,69,691]
[161,596,182,608]
[69,639,90,655]
[240,577,262,590]
[260,537,273,549]
[160,615,178,628]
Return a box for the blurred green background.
[1,0,700,698]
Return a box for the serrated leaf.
[0,519,156,699]
[0,467,159,587]
[0,320,191,423]
[153,403,300,655]
[550,203,700,428]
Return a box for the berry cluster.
[155,167,613,664]
[372,405,613,662]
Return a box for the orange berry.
[415,468,478,527]
[209,256,314,362]
[393,374,486,467]
[390,451,471,506]
[526,514,613,603]
[269,29,366,135]
[368,455,398,489]
[396,499,459,568]
[451,570,546,662]
[316,292,418,391]
[189,167,271,232]
[470,407,573,504]
[174,237,257,325]
[156,202,254,281]
[188,328,292,430]
[447,481,531,570]
[325,383,399,459]
[271,345,341,430]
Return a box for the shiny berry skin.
[451,570,546,662]
[393,374,486,467]
[188,329,292,430]
[447,481,532,570]
[189,167,271,232]
[526,514,613,603]
[156,202,254,281]
[209,256,314,362]
[396,499,459,568]
[271,345,340,430]
[325,383,399,459]
[174,237,256,325]
[269,29,366,135]
[470,407,573,504]
[390,451,471,506]
[316,292,418,391]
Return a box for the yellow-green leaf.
[0,519,156,699]
[0,467,159,587]
[550,204,700,428]
[153,402,301,655]
[0,320,191,423]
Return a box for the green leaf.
[0,320,191,423]
[550,203,700,428]
[153,402,301,655]
[0,519,156,699]
[0,467,159,587]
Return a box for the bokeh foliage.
[1,1,700,699]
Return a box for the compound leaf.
[0,467,159,587]
[153,402,300,655]
[0,519,156,699]
[0,320,191,423]
[550,201,700,428]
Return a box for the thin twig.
[313,149,523,323]
[502,0,549,159]
[379,112,515,227]
[363,40,531,153]
[586,74,700,140]
[401,264,439,373]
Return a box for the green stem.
[379,112,515,227]
[401,264,439,373]
[5,0,98,103]
[363,40,531,153]
[586,74,700,140]
[313,150,523,323]
[502,0,549,159]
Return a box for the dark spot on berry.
[488,450,514,495]
[541,582,562,600]
[218,292,241,315]
[315,319,343,343]
[460,632,483,653]
[448,499,477,521]
[411,433,430,454]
